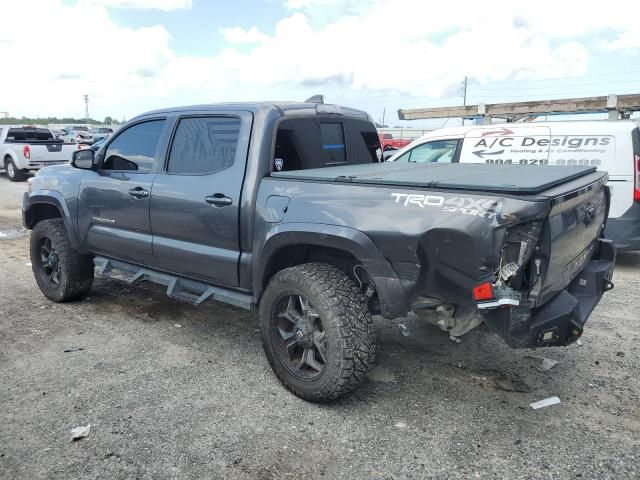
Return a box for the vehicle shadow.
[85,275,580,409]
[615,251,640,268]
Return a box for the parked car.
[60,126,93,144]
[388,121,640,251]
[0,125,78,181]
[89,137,107,151]
[23,102,615,401]
[378,132,412,151]
[90,127,114,142]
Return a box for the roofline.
[131,102,372,123]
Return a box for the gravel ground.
[0,176,639,479]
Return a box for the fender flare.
[23,190,81,250]
[254,222,408,318]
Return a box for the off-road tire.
[5,157,26,182]
[30,219,94,302]
[259,263,376,402]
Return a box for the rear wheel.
[259,263,375,402]
[5,158,26,182]
[30,219,94,302]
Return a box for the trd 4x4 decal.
[391,192,501,220]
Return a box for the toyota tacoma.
[23,100,615,402]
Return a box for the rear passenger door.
[150,113,252,287]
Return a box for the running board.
[93,256,254,310]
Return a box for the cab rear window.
[6,128,54,141]
[274,118,380,171]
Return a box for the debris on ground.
[397,323,409,336]
[576,339,583,346]
[174,323,182,328]
[63,347,84,353]
[530,396,561,410]
[471,374,487,381]
[449,335,462,343]
[528,355,559,372]
[70,424,91,441]
[616,351,625,357]
[394,422,407,429]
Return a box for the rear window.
[6,128,54,141]
[274,118,380,171]
[167,116,240,174]
[382,133,393,139]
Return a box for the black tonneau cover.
[271,162,597,195]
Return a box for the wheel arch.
[254,223,408,318]
[23,191,81,250]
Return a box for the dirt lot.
[1,177,639,480]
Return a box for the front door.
[149,113,252,287]
[77,118,167,266]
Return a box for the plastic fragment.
[535,357,559,372]
[397,324,409,336]
[70,424,91,441]
[174,323,182,328]
[529,396,561,410]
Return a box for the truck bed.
[271,162,597,195]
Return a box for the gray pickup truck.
[23,101,615,401]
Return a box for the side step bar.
[93,256,255,310]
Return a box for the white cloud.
[220,26,270,44]
[87,0,192,10]
[0,0,638,120]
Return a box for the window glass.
[274,118,380,171]
[397,140,458,163]
[167,117,240,174]
[102,120,165,172]
[320,122,346,165]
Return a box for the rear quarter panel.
[254,178,550,310]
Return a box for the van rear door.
[460,126,551,166]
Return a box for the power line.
[469,79,640,92]
[469,69,640,85]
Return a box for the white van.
[389,120,640,251]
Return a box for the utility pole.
[381,107,386,126]
[462,76,468,106]
[84,94,89,123]
[461,76,468,125]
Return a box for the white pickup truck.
[1,126,79,181]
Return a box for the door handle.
[128,187,149,199]
[205,193,233,207]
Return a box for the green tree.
[103,116,113,125]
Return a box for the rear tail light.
[634,154,640,203]
[23,145,30,159]
[472,282,494,302]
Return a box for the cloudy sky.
[1,0,639,125]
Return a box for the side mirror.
[71,148,95,170]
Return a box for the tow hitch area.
[482,239,615,349]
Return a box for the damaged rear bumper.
[482,238,616,349]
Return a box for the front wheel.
[30,219,94,302]
[259,263,376,402]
